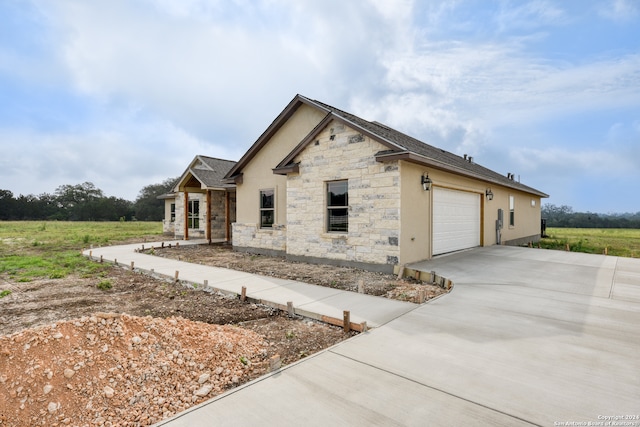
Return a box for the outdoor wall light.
[486,188,494,201]
[421,173,432,191]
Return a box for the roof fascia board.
[272,163,299,175]
[222,173,243,185]
[375,152,549,198]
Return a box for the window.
[509,195,515,227]
[260,189,274,228]
[170,203,176,222]
[327,180,348,232]
[188,199,199,229]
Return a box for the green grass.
[540,227,640,258]
[0,221,163,281]
[96,279,113,290]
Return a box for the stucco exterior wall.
[491,186,542,245]
[285,122,400,269]
[162,199,175,235]
[399,162,432,265]
[233,103,326,251]
[399,163,543,262]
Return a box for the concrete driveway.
[159,246,640,426]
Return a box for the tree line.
[542,204,640,229]
[0,178,177,221]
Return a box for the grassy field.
[0,221,163,283]
[540,227,640,258]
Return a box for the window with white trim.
[188,199,199,229]
[509,195,515,227]
[327,180,348,232]
[260,189,274,228]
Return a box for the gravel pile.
[0,313,268,426]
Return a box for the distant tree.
[543,203,640,228]
[54,182,105,220]
[0,189,15,219]
[133,177,178,221]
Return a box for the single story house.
[164,94,548,273]
[160,155,236,242]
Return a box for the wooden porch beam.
[206,190,212,244]
[225,191,231,243]
[184,191,189,240]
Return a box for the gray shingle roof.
[191,156,237,189]
[176,155,237,191]
[301,96,548,197]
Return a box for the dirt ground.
[149,243,446,302]
[0,243,445,426]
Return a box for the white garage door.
[432,187,480,255]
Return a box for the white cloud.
[2,0,639,212]
[598,0,639,22]
[0,116,226,200]
[494,0,566,33]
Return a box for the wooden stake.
[269,354,281,371]
[89,250,92,258]
[176,242,180,248]
[566,243,570,251]
[241,286,247,302]
[604,247,608,255]
[114,259,118,266]
[204,279,208,287]
[161,242,165,248]
[100,255,103,263]
[343,310,351,333]
[174,271,179,282]
[357,279,364,294]
[287,301,294,317]
[130,261,134,271]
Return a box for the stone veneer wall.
[174,191,234,240]
[209,191,233,239]
[232,223,287,255]
[173,192,205,239]
[286,123,400,267]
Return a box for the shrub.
[97,280,112,290]
[0,289,11,298]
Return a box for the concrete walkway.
[150,246,640,426]
[82,240,416,329]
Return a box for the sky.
[0,0,639,213]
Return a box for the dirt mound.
[0,313,269,426]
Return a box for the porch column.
[206,190,212,244]
[225,191,231,243]
[184,191,189,240]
